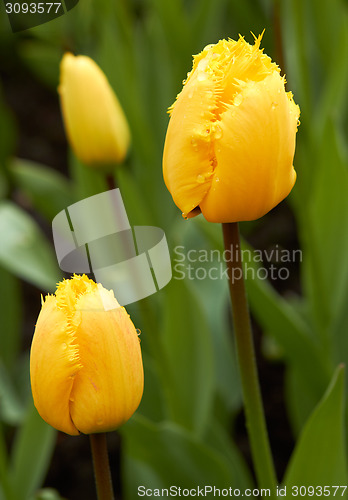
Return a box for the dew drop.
[97,419,104,426]
[214,125,223,140]
[136,328,141,336]
[271,102,278,110]
[182,214,188,220]
[197,174,205,184]
[233,94,243,107]
[62,343,68,350]
[69,396,74,402]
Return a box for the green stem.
[89,433,115,500]
[222,222,277,492]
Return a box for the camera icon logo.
[52,189,172,309]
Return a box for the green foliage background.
[0,0,348,498]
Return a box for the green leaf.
[205,421,253,490]
[0,267,21,370]
[136,354,166,423]
[301,121,348,341]
[284,365,347,488]
[18,41,62,89]
[173,217,242,417]
[10,401,56,500]
[0,361,26,426]
[285,364,326,437]
[116,168,155,227]
[160,279,215,435]
[10,159,75,221]
[0,201,61,291]
[122,415,243,498]
[246,269,330,408]
[68,152,107,201]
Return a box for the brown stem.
[106,174,118,191]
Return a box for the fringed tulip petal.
[30,295,81,435]
[69,286,143,434]
[30,275,143,436]
[163,34,300,222]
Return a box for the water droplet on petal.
[197,174,205,184]
[182,214,188,220]
[136,328,141,336]
[233,94,243,107]
[214,124,223,140]
[97,419,104,426]
[271,102,278,110]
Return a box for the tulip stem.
[222,222,277,493]
[90,433,115,500]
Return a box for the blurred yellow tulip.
[30,275,143,436]
[59,53,130,167]
[163,34,300,223]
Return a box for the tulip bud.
[30,275,143,436]
[163,34,300,223]
[59,54,130,167]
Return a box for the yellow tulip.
[59,53,130,167]
[163,34,300,223]
[30,275,143,436]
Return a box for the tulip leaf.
[0,361,26,426]
[302,121,348,345]
[160,279,214,435]
[10,159,75,221]
[122,415,250,499]
[18,40,61,89]
[10,401,56,500]
[0,267,21,370]
[284,365,347,489]
[0,201,61,291]
[69,153,107,201]
[174,217,242,416]
[205,421,253,490]
[116,168,156,227]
